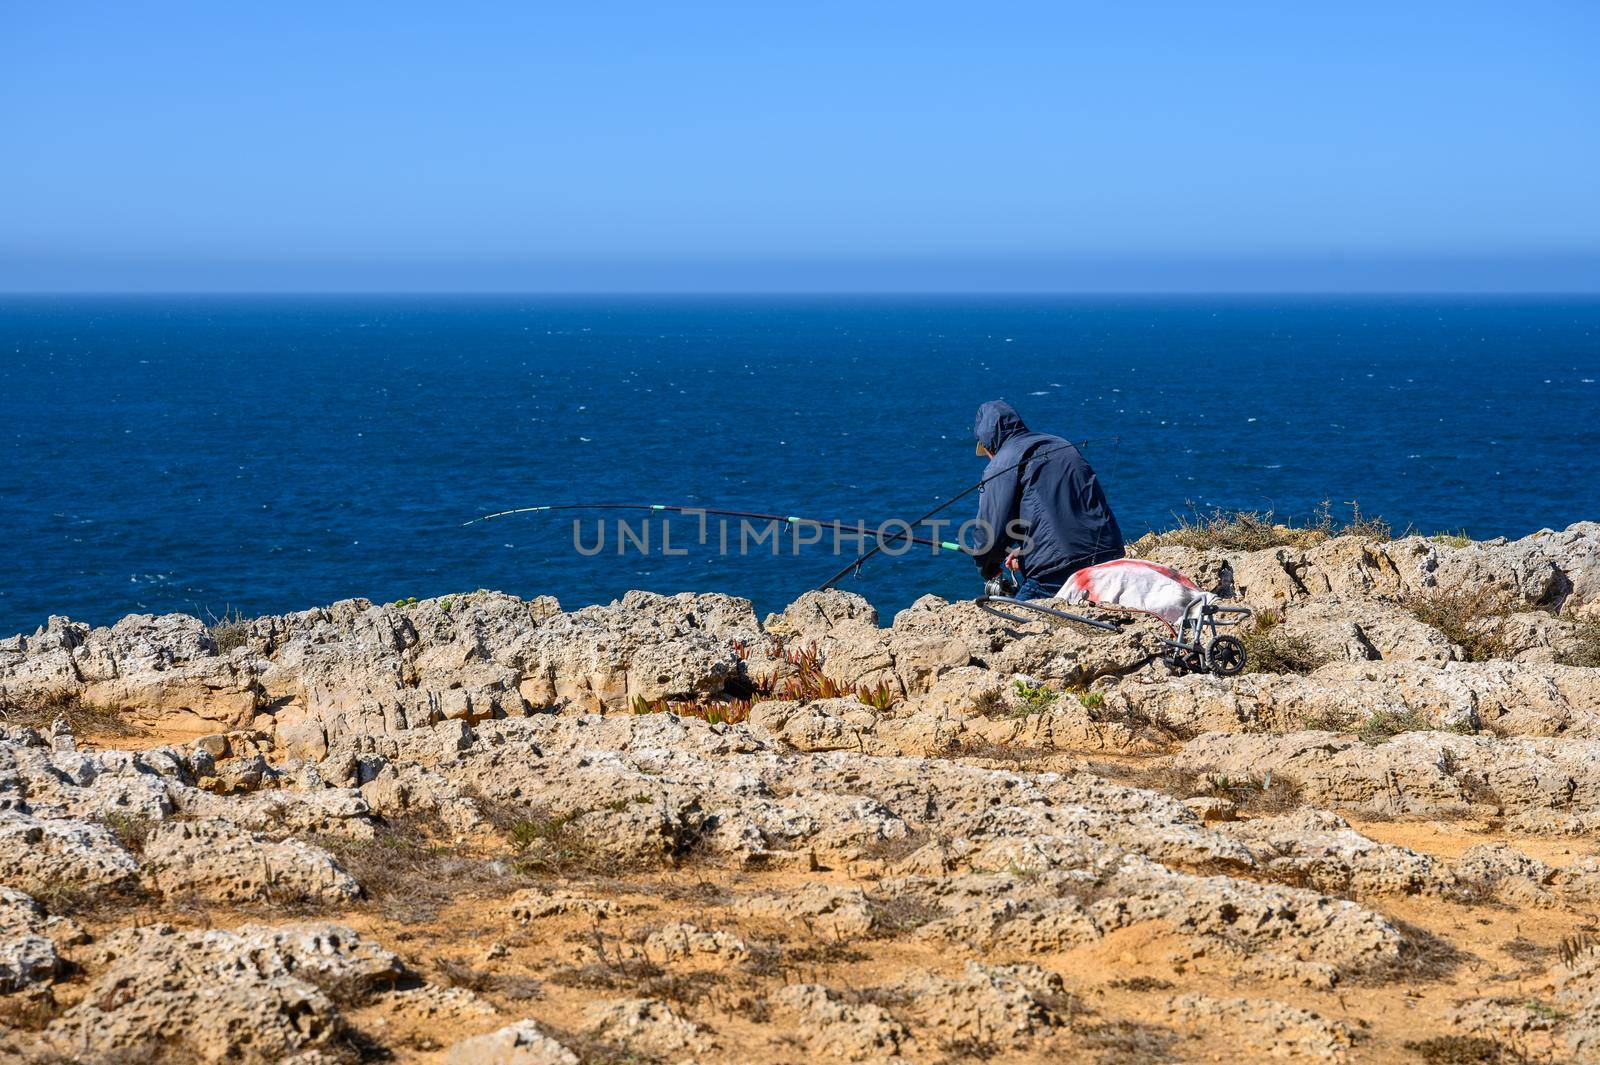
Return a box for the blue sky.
[2,1,1596,291]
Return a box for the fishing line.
[464,502,953,550]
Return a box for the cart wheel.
[1207,634,1247,676]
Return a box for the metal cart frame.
[975,590,1253,676]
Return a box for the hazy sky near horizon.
[3,1,1597,292]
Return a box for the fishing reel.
[983,570,1019,598]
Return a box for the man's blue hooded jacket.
[970,400,1124,583]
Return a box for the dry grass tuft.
[0,991,61,1032]
[503,807,625,879]
[1401,587,1517,662]
[867,893,947,934]
[27,876,150,917]
[1556,618,1600,668]
[1135,501,1390,554]
[204,606,252,653]
[546,1025,666,1065]
[1240,610,1330,675]
[464,786,700,879]
[1108,976,1176,993]
[1198,771,1302,814]
[1403,1035,1527,1064]
[102,811,157,856]
[0,688,146,738]
[1357,707,1438,744]
[1094,761,1302,815]
[431,956,497,993]
[969,688,1006,716]
[1078,1019,1180,1063]
[316,811,520,921]
[1349,920,1470,987]
[551,924,732,1011]
[936,1036,1005,1061]
[1559,931,1600,969]
[1500,937,1553,966]
[856,828,934,865]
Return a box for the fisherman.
[970,399,1124,601]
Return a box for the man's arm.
[969,462,1019,578]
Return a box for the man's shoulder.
[1012,431,1073,459]
[998,430,1059,454]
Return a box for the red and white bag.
[1056,558,1216,634]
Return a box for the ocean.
[2,295,1597,635]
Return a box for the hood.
[974,400,1028,453]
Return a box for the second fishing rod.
[466,502,956,551]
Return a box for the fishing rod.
[817,434,1120,589]
[464,502,955,550]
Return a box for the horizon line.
[5,289,1600,298]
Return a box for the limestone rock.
[1167,993,1357,1060]
[1183,795,1237,822]
[381,983,499,1023]
[749,698,878,752]
[771,983,915,1061]
[1176,729,1600,823]
[503,887,623,922]
[445,1020,578,1065]
[48,922,401,1063]
[584,996,713,1055]
[1217,808,1452,897]
[141,817,360,903]
[735,884,880,937]
[1276,596,1458,663]
[0,886,82,992]
[643,921,748,963]
[764,589,878,638]
[895,962,1069,1048]
[0,811,139,893]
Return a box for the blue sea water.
[2,295,1597,636]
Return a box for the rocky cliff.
[2,523,1599,1062]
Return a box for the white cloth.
[1055,558,1215,633]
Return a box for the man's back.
[972,400,1124,585]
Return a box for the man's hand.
[1004,552,1022,572]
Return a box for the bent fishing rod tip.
[465,505,554,526]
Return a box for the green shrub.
[1009,680,1060,716]
[1357,708,1435,744]
[103,811,156,855]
